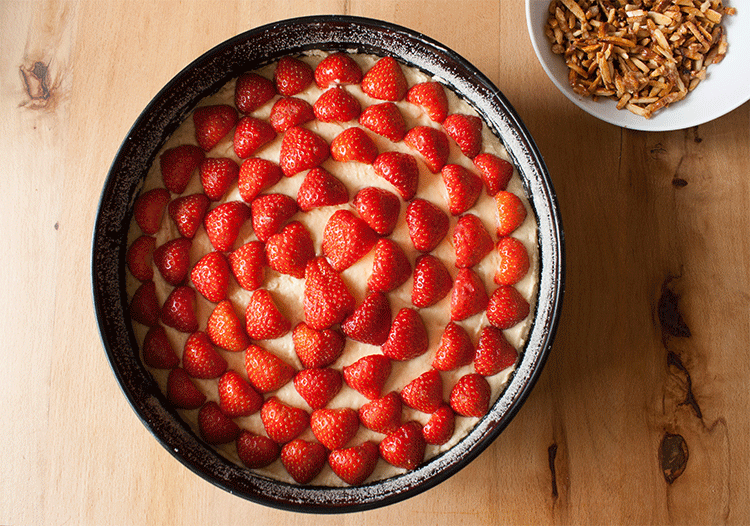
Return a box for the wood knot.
[659,432,689,484]
[658,277,691,341]
[20,61,50,101]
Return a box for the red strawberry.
[313,86,361,122]
[443,113,483,158]
[292,322,345,369]
[198,401,241,444]
[342,354,392,400]
[294,368,343,410]
[274,56,313,96]
[193,104,238,151]
[182,331,228,379]
[328,441,379,485]
[233,116,276,159]
[406,82,449,123]
[441,164,483,215]
[403,126,450,173]
[450,268,489,321]
[353,187,400,236]
[411,254,453,308]
[449,373,491,417]
[341,291,392,346]
[236,431,281,469]
[244,343,295,393]
[244,289,291,340]
[453,214,494,268]
[495,190,527,237]
[234,72,276,114]
[269,96,315,132]
[237,157,284,203]
[167,193,210,239]
[381,308,429,361]
[494,236,530,286]
[190,251,231,302]
[366,238,411,293]
[203,201,251,252]
[486,285,530,330]
[199,157,239,201]
[279,126,329,177]
[166,367,206,409]
[321,209,378,271]
[207,299,250,352]
[296,167,349,211]
[314,52,363,88]
[280,439,326,484]
[142,325,179,369]
[126,235,155,282]
[261,397,310,443]
[379,421,426,470]
[265,221,315,279]
[358,391,402,434]
[310,407,359,450]
[405,198,449,253]
[303,257,356,330]
[330,127,378,164]
[473,152,514,195]
[130,280,160,327]
[422,405,455,445]
[432,322,474,371]
[359,102,407,142]
[400,369,444,413]
[474,326,518,376]
[373,151,419,200]
[134,188,170,235]
[153,237,191,286]
[228,241,266,291]
[218,369,263,417]
[250,193,298,242]
[160,286,199,333]
[361,56,407,101]
[160,144,205,194]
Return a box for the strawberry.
[406,82,449,123]
[313,86,361,122]
[261,397,310,443]
[198,401,241,444]
[405,198,449,253]
[279,126,329,177]
[358,102,406,142]
[473,152,514,195]
[343,354,392,401]
[218,369,263,417]
[379,421,426,470]
[353,186,400,236]
[449,373,491,417]
[321,209,378,271]
[314,52,363,88]
[443,113,483,159]
[134,187,170,235]
[422,405,455,445]
[361,56,407,101]
[450,268,489,321]
[228,241,266,291]
[411,254,453,308]
[495,190,527,237]
[310,407,359,450]
[160,144,205,194]
[203,201,251,252]
[341,291,392,346]
[199,157,239,201]
[273,56,313,96]
[269,96,315,132]
[486,285,530,330]
[237,157,284,203]
[294,368,343,410]
[328,441,379,485]
[130,280,160,327]
[296,167,349,211]
[182,331,228,379]
[234,72,276,113]
[403,126,450,173]
[432,321,474,371]
[400,369,444,413]
[303,257,356,330]
[233,116,277,159]
[366,238,411,293]
[494,236,530,286]
[453,214,494,268]
[160,286,199,333]
[244,343,295,393]
[193,104,238,151]
[126,235,155,282]
[381,308,429,361]
[207,299,250,352]
[441,164,483,215]
[153,237,192,286]
[280,439,326,484]
[250,193,298,242]
[330,127,378,165]
[167,193,210,239]
[142,325,179,369]
[474,326,518,376]
[358,391,402,434]
[190,251,231,302]
[244,289,291,340]
[372,151,419,200]
[265,221,315,279]
[236,431,281,469]
[292,322,345,369]
[166,367,206,409]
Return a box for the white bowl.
[525,0,750,131]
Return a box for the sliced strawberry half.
[199,157,239,201]
[313,86,361,123]
[411,254,453,308]
[321,209,378,271]
[450,268,489,321]
[358,102,407,142]
[353,186,400,236]
[422,405,455,446]
[432,321,475,371]
[234,72,276,114]
[269,96,315,132]
[236,431,281,469]
[130,280,160,327]
[406,82,449,123]
[310,407,359,450]
[244,289,291,340]
[153,237,192,286]
[167,193,210,239]
[280,439,326,484]
[182,331,228,379]
[265,221,315,279]
[198,401,241,445]
[303,257,356,330]
[244,343,296,393]
[328,441,379,486]
[292,322,345,370]
[400,369,444,414]
[314,52,363,88]
[342,354,392,400]
[474,325,519,376]
[279,126,329,177]
[126,235,155,282]
[237,157,284,203]
[250,193,298,242]
[142,325,179,369]
[193,104,238,152]
[296,167,349,212]
[379,421,426,470]
[207,299,250,352]
[405,198,449,253]
[494,236,530,286]
[190,251,231,303]
[228,241,266,291]
[495,190,527,237]
[449,373,491,417]
[330,127,378,165]
[273,56,313,96]
[218,369,263,418]
[443,113,483,159]
[160,286,198,333]
[453,214,494,269]
[361,56,407,101]
[403,126,450,173]
[134,187,170,235]
[261,397,310,443]
[474,152,514,195]
[441,164,483,216]
[381,308,429,361]
[160,144,205,194]
[166,367,206,409]
[358,391,402,434]
[341,291,392,346]
[486,285,530,330]
[233,116,277,159]
[367,238,411,293]
[373,151,419,200]
[204,201,251,252]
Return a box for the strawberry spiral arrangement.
[126,51,538,486]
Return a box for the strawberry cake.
[125,51,538,486]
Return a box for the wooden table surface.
[2,1,748,524]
